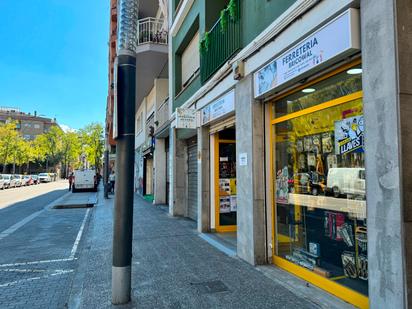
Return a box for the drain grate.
[190,280,229,294]
[53,204,94,209]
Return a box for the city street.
[0,181,92,308]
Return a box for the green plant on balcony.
[199,31,210,53]
[220,0,237,32]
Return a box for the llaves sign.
[334,115,364,155]
[254,8,360,98]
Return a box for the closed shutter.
[181,32,200,87]
[187,141,198,221]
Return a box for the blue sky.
[0,0,109,130]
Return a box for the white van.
[72,169,97,192]
[327,168,365,198]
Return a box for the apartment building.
[164,0,412,308]
[0,107,58,140]
[108,0,412,307]
[105,0,118,172]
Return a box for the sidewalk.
[69,190,351,309]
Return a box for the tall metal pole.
[112,52,136,304]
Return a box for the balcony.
[154,98,170,137]
[135,17,168,112]
[138,17,168,45]
[200,0,241,84]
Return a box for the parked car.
[31,175,39,184]
[3,174,17,189]
[327,167,366,198]
[23,175,33,186]
[0,174,4,190]
[72,169,97,192]
[14,175,23,187]
[38,173,52,183]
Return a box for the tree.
[0,121,20,173]
[61,131,81,178]
[13,139,30,174]
[79,123,104,172]
[35,126,63,172]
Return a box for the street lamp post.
[112,0,138,304]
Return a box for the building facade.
[108,0,412,307]
[0,107,58,140]
[105,0,118,173]
[163,0,412,308]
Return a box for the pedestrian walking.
[68,172,74,191]
[109,170,115,193]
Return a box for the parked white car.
[72,169,97,192]
[2,174,18,189]
[14,175,23,187]
[0,174,5,190]
[38,173,52,183]
[327,167,365,198]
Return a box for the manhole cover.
[53,204,94,209]
[190,280,229,294]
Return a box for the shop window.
[216,128,237,231]
[271,64,368,300]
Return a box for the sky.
[0,0,110,130]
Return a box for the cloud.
[60,124,77,133]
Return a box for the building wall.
[240,0,296,46]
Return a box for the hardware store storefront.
[254,9,368,309]
[269,62,367,308]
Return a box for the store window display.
[217,128,237,227]
[272,65,368,295]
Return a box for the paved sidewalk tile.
[72,192,321,309]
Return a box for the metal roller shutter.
[187,141,198,221]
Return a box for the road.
[0,181,92,309]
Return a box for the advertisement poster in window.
[334,115,364,155]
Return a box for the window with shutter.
[181,31,200,87]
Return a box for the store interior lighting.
[347,68,362,75]
[302,88,316,93]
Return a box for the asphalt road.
[0,181,92,309]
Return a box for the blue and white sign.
[254,9,360,98]
[201,90,235,125]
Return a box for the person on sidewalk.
[68,172,74,191]
[109,170,115,193]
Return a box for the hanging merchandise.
[304,136,313,152]
[339,223,354,247]
[322,132,334,153]
[299,154,307,170]
[324,212,345,240]
[341,251,357,278]
[358,255,368,280]
[297,139,304,152]
[307,153,316,167]
[313,134,321,153]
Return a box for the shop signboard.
[176,108,197,129]
[201,90,235,125]
[254,8,360,98]
[334,115,364,155]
